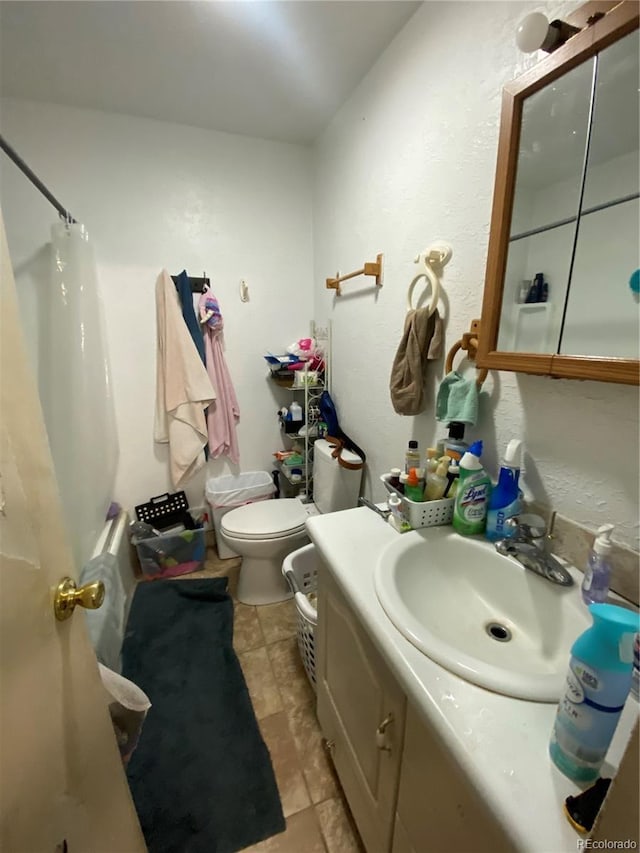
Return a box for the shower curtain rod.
[0,134,77,224]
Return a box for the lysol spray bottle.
[452,440,491,535]
[549,603,640,783]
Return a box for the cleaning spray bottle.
[549,603,640,783]
[581,524,614,606]
[452,440,491,535]
[485,440,522,542]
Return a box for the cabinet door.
[316,567,406,853]
[391,814,416,853]
[396,704,510,853]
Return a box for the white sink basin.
[374,527,590,702]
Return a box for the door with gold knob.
[0,211,145,852]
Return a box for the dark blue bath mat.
[122,578,285,853]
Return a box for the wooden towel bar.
[326,254,384,296]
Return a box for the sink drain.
[485,622,512,642]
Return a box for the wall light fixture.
[515,11,582,53]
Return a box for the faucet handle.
[505,514,547,540]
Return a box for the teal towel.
[436,371,478,425]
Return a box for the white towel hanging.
[406,242,452,315]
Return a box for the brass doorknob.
[54,577,105,621]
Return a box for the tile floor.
[177,545,364,853]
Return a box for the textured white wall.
[312,0,639,550]
[0,98,314,513]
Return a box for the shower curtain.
[39,221,118,573]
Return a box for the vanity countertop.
[306,507,638,853]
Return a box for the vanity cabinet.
[391,704,508,853]
[316,566,406,853]
[316,560,510,853]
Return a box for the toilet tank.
[313,439,363,514]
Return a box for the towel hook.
[406,242,452,315]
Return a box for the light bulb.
[515,12,551,53]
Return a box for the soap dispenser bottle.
[549,603,640,783]
[581,524,615,605]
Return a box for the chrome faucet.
[494,516,574,587]
[359,496,390,521]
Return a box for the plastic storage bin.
[206,471,276,559]
[135,526,206,579]
[380,474,454,528]
[282,544,318,691]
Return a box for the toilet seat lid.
[221,499,308,540]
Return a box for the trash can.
[206,471,276,558]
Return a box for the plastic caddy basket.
[134,528,206,579]
[282,544,318,692]
[380,474,454,528]
[133,491,206,579]
[206,471,276,559]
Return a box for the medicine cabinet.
[477,1,639,384]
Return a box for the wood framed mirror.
[477,1,639,385]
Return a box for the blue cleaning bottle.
[549,603,640,783]
[485,439,522,542]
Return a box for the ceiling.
[0,0,421,145]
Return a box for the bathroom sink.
[374,527,590,702]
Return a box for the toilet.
[220,439,363,605]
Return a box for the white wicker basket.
[380,474,454,528]
[282,544,318,692]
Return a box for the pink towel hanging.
[198,291,240,463]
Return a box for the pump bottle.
[443,421,468,462]
[550,603,640,783]
[581,524,614,606]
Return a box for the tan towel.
[389,308,443,415]
[154,270,216,487]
